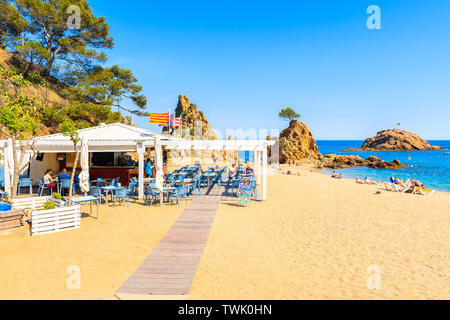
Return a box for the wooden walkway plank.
[115,186,222,300]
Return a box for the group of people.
[43,168,72,190]
[356,177,377,185]
[228,162,254,180]
[331,171,344,179]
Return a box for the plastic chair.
[168,186,187,207]
[60,179,74,197]
[126,182,136,201]
[113,188,129,207]
[90,186,105,205]
[18,178,33,195]
[37,179,53,196]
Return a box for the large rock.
[278,120,322,164]
[344,129,445,151]
[163,95,217,140]
[321,154,408,170]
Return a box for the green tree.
[6,0,113,76]
[64,65,148,116]
[59,118,80,206]
[0,94,41,199]
[0,0,28,48]
[279,108,301,121]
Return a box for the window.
[91,153,115,167]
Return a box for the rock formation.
[163,95,217,140]
[321,154,408,170]
[344,129,444,151]
[163,95,219,165]
[278,120,322,164]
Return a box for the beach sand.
[190,166,449,300]
[0,201,183,300]
[0,167,448,299]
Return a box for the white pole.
[262,147,268,201]
[137,142,145,200]
[257,150,262,186]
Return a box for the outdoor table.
[71,196,100,220]
[203,172,217,188]
[101,186,126,204]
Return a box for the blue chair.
[144,185,160,207]
[18,178,33,195]
[90,186,105,205]
[126,182,136,201]
[60,179,74,197]
[109,178,117,187]
[168,185,188,207]
[250,180,258,199]
[113,188,129,207]
[189,178,202,196]
[37,180,53,196]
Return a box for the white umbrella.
[7,140,14,192]
[154,137,164,205]
[79,138,90,194]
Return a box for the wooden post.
[137,142,145,200]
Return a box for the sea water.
[317,140,450,193]
[239,140,450,192]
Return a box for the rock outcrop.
[278,120,322,164]
[321,154,408,170]
[163,95,217,140]
[344,129,444,151]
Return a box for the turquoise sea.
[316,140,450,193]
[239,140,450,193]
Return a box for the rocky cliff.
[163,95,217,140]
[321,154,408,170]
[278,120,322,164]
[344,129,444,151]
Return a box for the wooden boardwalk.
[115,188,221,300]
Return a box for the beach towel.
[237,178,252,206]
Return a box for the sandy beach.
[0,167,448,300]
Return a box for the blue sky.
[89,0,450,140]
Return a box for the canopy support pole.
[262,148,268,201]
[137,142,145,200]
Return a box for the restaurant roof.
[37,123,173,142]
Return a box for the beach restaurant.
[1,123,274,200]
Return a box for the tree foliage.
[5,0,113,76]
[279,108,301,121]
[63,65,148,116]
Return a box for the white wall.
[29,153,59,183]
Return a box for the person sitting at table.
[229,164,237,180]
[58,168,71,181]
[245,162,254,175]
[44,169,58,190]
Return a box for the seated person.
[339,173,344,179]
[245,162,254,175]
[356,177,364,184]
[44,169,58,189]
[58,168,71,181]
[331,171,338,178]
[410,179,426,194]
[229,164,237,180]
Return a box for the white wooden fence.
[12,196,52,210]
[31,205,81,236]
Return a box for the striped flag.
[150,112,169,125]
[168,115,181,127]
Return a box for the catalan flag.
[150,112,169,125]
[168,115,181,127]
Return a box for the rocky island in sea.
[343,129,445,151]
[277,121,408,169]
